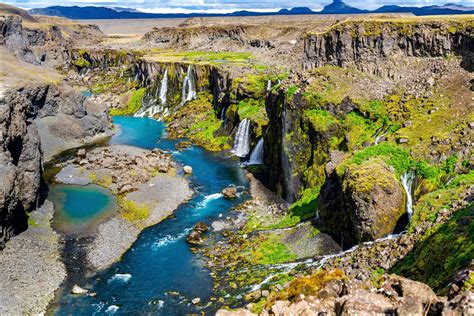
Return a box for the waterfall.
[266,80,272,91]
[248,138,264,165]
[159,69,168,106]
[374,128,389,145]
[134,70,169,118]
[231,119,251,158]
[181,65,197,105]
[401,171,415,219]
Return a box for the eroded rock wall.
[303,20,474,75]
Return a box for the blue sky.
[5,0,474,12]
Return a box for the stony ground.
[0,201,66,315]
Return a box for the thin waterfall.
[248,138,264,165]
[231,119,251,158]
[134,70,168,118]
[267,80,272,91]
[374,128,389,145]
[181,65,197,105]
[159,69,168,106]
[401,171,415,219]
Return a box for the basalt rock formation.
[303,19,474,75]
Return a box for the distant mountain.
[374,3,474,15]
[28,1,474,20]
[321,0,368,14]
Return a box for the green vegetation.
[109,88,146,116]
[147,50,254,66]
[167,92,230,151]
[245,234,297,265]
[393,204,474,293]
[409,171,473,230]
[27,214,38,228]
[303,109,339,132]
[71,57,90,69]
[118,196,151,222]
[236,99,268,137]
[339,143,412,177]
[269,269,345,303]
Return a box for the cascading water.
[135,69,169,118]
[401,171,415,219]
[248,138,264,165]
[181,65,197,105]
[266,80,272,91]
[231,118,251,158]
[159,69,168,106]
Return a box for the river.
[50,116,249,314]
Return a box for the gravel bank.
[0,200,66,315]
[87,173,193,270]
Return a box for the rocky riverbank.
[54,144,194,270]
[0,200,66,315]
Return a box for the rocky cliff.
[0,84,110,247]
[303,19,474,75]
[0,13,103,66]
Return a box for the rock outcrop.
[303,20,474,74]
[0,13,103,66]
[318,160,405,246]
[0,84,110,247]
[0,87,43,248]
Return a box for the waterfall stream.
[181,65,197,105]
[231,119,251,158]
[134,70,169,118]
[159,69,168,106]
[266,80,272,91]
[248,138,264,165]
[401,171,416,219]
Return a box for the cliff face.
[303,20,474,75]
[0,14,103,66]
[0,84,111,247]
[0,87,43,248]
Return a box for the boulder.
[187,231,203,245]
[183,165,193,175]
[318,159,405,245]
[194,222,209,233]
[71,285,88,295]
[222,186,238,199]
[335,291,396,315]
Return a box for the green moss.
[27,214,38,228]
[118,196,150,222]
[236,99,268,136]
[287,85,298,98]
[393,204,474,294]
[246,234,297,265]
[166,92,230,151]
[71,57,90,69]
[270,269,345,303]
[346,143,412,177]
[303,109,338,132]
[109,88,146,116]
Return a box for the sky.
[4,0,474,13]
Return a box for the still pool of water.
[49,184,118,234]
[50,116,248,315]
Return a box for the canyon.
[0,3,473,315]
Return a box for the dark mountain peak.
[321,0,366,14]
[289,7,314,14]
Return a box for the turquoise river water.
[50,116,249,314]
